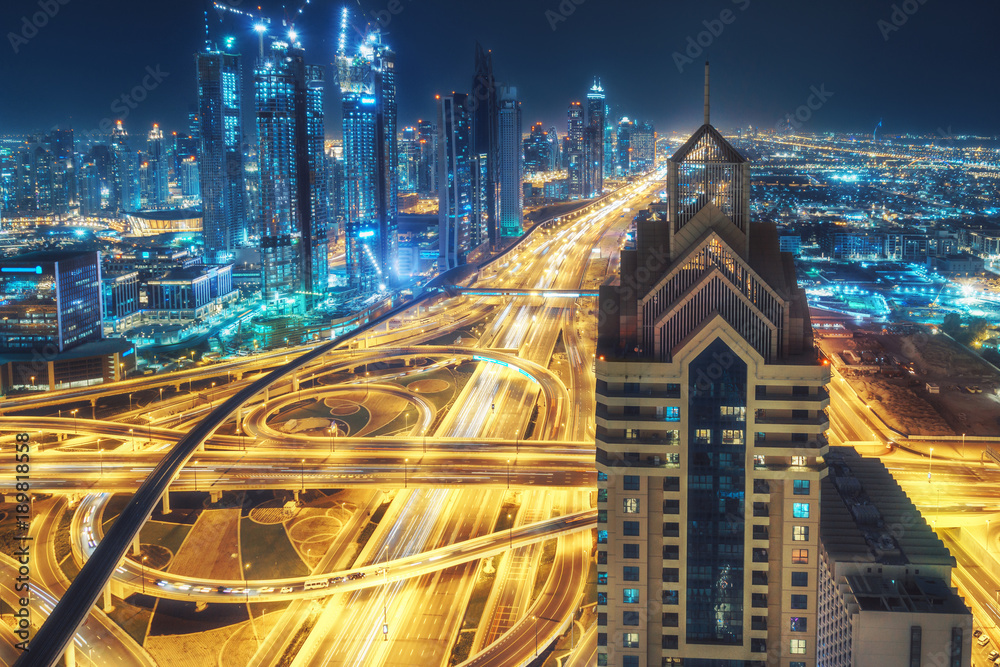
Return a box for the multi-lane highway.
[3,171,666,667]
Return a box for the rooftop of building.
[844,572,969,615]
[0,337,132,363]
[7,249,99,265]
[820,446,954,569]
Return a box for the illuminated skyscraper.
[631,121,656,174]
[566,101,584,197]
[471,42,499,248]
[523,122,551,175]
[437,93,473,270]
[145,124,169,207]
[338,9,397,293]
[497,85,522,238]
[417,119,437,197]
[398,126,419,193]
[197,48,247,264]
[255,37,329,312]
[616,117,634,176]
[586,79,605,197]
[111,121,140,213]
[596,67,828,666]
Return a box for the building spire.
[704,61,710,126]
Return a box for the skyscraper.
[596,67,828,666]
[631,121,656,174]
[566,102,584,197]
[197,48,248,264]
[616,118,634,176]
[417,119,437,197]
[338,10,398,294]
[146,124,169,207]
[437,93,473,270]
[398,126,420,193]
[523,122,551,175]
[497,85,522,238]
[586,79,606,197]
[111,121,140,213]
[471,42,499,248]
[255,37,329,312]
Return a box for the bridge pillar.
[161,492,170,514]
[103,583,114,612]
[264,387,270,402]
[132,532,141,555]
[64,643,75,667]
[210,490,222,503]
[293,490,300,503]
[292,377,300,393]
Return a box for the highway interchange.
[1,172,664,667]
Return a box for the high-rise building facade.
[398,126,420,193]
[616,118,634,176]
[586,80,606,197]
[111,121,140,213]
[437,93,473,270]
[255,38,329,311]
[567,102,585,197]
[471,42,499,248]
[145,124,170,207]
[523,122,551,175]
[596,84,828,666]
[198,48,248,264]
[497,85,522,238]
[417,119,437,197]
[338,12,397,293]
[632,121,656,174]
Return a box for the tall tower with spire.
[595,63,828,666]
[586,78,606,197]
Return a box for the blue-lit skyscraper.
[437,93,472,270]
[497,85,522,238]
[145,124,169,207]
[566,102,584,197]
[197,48,248,264]
[338,9,397,294]
[255,37,329,312]
[111,121,140,213]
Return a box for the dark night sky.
[2,0,998,140]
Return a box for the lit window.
[598,530,608,544]
[790,617,807,632]
[721,429,744,445]
[793,525,809,541]
[791,455,807,467]
[623,588,639,604]
[792,503,810,518]
[623,632,639,648]
[792,549,808,564]
[598,571,607,585]
[790,639,806,654]
[664,406,680,422]
[598,654,607,666]
[793,479,811,495]
[623,498,640,514]
[598,592,607,605]
[695,428,711,443]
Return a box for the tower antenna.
[704,61,710,126]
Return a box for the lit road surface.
[4,170,664,667]
[0,555,151,667]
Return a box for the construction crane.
[211,1,272,57]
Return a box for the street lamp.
[508,514,512,550]
[928,447,934,483]
[129,428,134,452]
[141,555,148,595]
[99,448,103,477]
[404,458,409,489]
[506,459,511,490]
[71,409,79,436]
[300,459,305,492]
[129,392,133,411]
